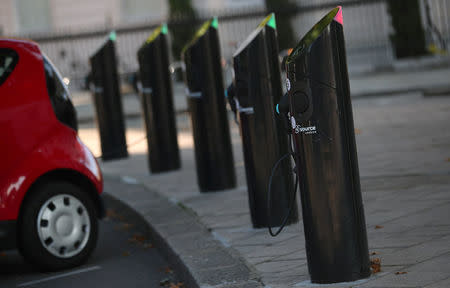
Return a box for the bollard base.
[295,273,373,287]
[310,270,371,285]
[101,150,129,162]
[149,163,181,174]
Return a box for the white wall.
[121,0,168,24]
[0,0,16,35]
[192,0,264,15]
[1,0,168,35]
[49,0,121,32]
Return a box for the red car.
[0,38,103,271]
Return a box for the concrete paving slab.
[380,235,450,266]
[359,252,450,287]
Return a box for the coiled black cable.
[267,134,300,237]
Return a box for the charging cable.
[267,133,300,237]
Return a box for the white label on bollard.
[142,87,153,94]
[89,83,103,94]
[294,124,317,135]
[235,98,254,115]
[186,88,202,98]
[286,78,291,91]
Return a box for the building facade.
[0,0,168,35]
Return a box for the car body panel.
[0,38,103,223]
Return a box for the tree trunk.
[387,0,427,58]
[265,0,295,51]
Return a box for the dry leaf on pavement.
[371,258,381,274]
[375,225,384,229]
[106,209,117,219]
[120,223,134,230]
[165,267,173,274]
[114,223,134,231]
[128,233,147,244]
[159,266,173,274]
[395,271,408,275]
[106,209,124,221]
[143,243,154,249]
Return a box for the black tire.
[19,181,98,271]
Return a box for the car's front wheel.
[19,181,98,271]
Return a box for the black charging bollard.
[285,7,370,283]
[182,18,236,192]
[137,24,181,173]
[232,14,298,228]
[89,31,128,161]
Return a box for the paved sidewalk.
[78,92,450,287]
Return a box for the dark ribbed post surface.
[182,19,236,192]
[137,25,180,173]
[286,7,370,283]
[233,14,298,228]
[90,35,128,161]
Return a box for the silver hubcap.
[37,194,91,258]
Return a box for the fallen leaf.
[355,128,362,135]
[128,233,147,244]
[164,266,173,274]
[446,158,450,162]
[106,209,117,219]
[122,251,130,257]
[371,258,381,274]
[370,251,379,255]
[375,225,384,229]
[121,223,134,231]
[159,266,173,274]
[114,223,134,231]
[395,271,408,275]
[143,243,154,249]
[105,209,125,221]
[0,252,6,257]
[169,283,184,288]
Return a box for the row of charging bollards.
[88,6,370,284]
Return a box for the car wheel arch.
[18,169,103,232]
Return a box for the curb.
[102,175,264,288]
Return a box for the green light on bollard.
[109,31,117,41]
[211,17,218,29]
[267,14,276,30]
[258,13,276,30]
[161,23,168,35]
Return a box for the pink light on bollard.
[334,6,343,25]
